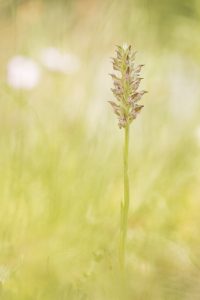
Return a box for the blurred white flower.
[40,47,80,74]
[169,55,199,120]
[0,265,10,284]
[195,126,200,147]
[7,56,40,90]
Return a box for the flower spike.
[108,44,147,128]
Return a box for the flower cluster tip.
[109,44,147,128]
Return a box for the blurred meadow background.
[1,0,200,299]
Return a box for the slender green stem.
[119,125,130,270]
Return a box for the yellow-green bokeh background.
[1,0,200,299]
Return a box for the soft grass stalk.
[119,124,129,269]
[108,44,147,269]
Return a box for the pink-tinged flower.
[40,47,80,74]
[7,56,41,90]
[108,45,147,129]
